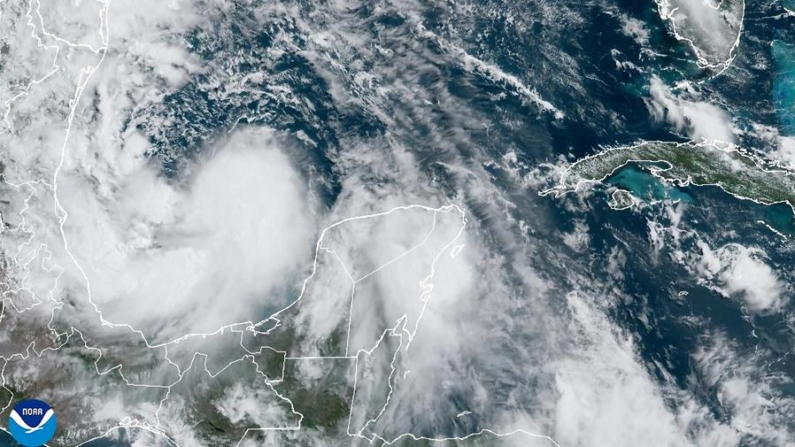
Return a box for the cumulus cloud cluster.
[774,136,795,166]
[692,333,795,445]
[696,242,785,312]
[60,129,313,341]
[645,77,736,143]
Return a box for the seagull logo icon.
[10,408,54,434]
[7,399,57,447]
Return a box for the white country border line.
[12,1,556,445]
[405,205,466,350]
[354,319,408,440]
[157,204,450,351]
[52,202,466,440]
[0,0,179,433]
[342,202,559,446]
[0,0,61,140]
[0,181,65,315]
[343,207,440,356]
[0,0,106,376]
[0,5,74,327]
[353,209,439,284]
[542,139,795,221]
[9,0,392,443]
[0,325,176,428]
[345,318,406,438]
[155,350,304,434]
[52,204,455,354]
[283,356,355,360]
[386,428,562,447]
[73,424,180,447]
[2,0,172,392]
[56,204,450,441]
[347,207,467,442]
[653,0,745,80]
[167,205,453,443]
[32,0,107,55]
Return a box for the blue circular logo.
[8,399,56,447]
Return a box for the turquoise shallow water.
[772,40,795,135]
[607,165,692,203]
[761,202,795,235]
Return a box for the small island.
[608,189,637,210]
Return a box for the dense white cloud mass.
[37,0,107,51]
[696,242,785,312]
[59,128,313,341]
[646,77,736,143]
[771,135,795,167]
[721,251,783,312]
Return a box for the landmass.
[607,189,637,210]
[547,140,795,211]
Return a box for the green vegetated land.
[557,141,795,208]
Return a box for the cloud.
[561,219,590,252]
[318,137,735,447]
[645,77,736,143]
[60,128,314,342]
[620,15,650,46]
[214,381,295,428]
[720,251,783,312]
[744,123,795,168]
[771,135,795,168]
[324,187,719,447]
[696,242,785,312]
[691,333,795,444]
[654,0,743,68]
[551,292,690,447]
[37,0,107,51]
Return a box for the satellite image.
[0,0,794,445]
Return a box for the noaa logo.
[7,399,56,447]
